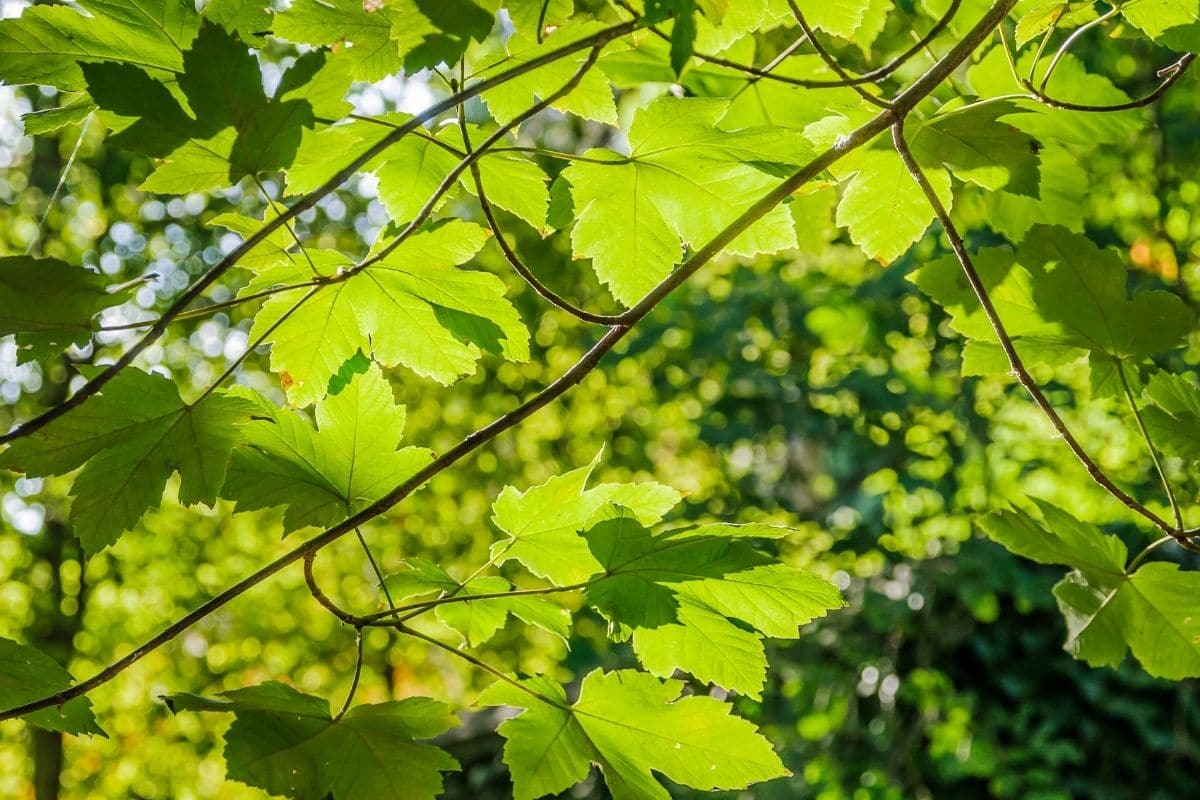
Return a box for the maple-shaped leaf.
[475,21,623,125]
[222,363,434,533]
[910,244,1087,376]
[489,452,682,585]
[1141,372,1200,463]
[981,502,1200,680]
[385,558,570,646]
[286,117,550,231]
[1019,225,1194,364]
[0,638,105,736]
[81,23,321,193]
[245,220,529,406]
[478,669,789,800]
[0,256,124,365]
[274,0,493,81]
[835,147,953,266]
[583,507,844,697]
[563,97,810,305]
[1120,0,1200,51]
[0,0,199,91]
[166,682,459,800]
[202,0,272,41]
[0,368,254,553]
[910,226,1193,391]
[910,100,1041,196]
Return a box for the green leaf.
[274,0,493,80]
[0,638,105,736]
[489,455,610,585]
[564,97,809,305]
[245,221,529,406]
[910,101,1041,196]
[583,508,844,696]
[910,226,1193,383]
[1054,563,1200,680]
[984,143,1088,241]
[488,452,684,585]
[1141,372,1200,462]
[222,363,433,533]
[21,99,94,135]
[286,118,550,231]
[643,0,700,75]
[167,682,459,800]
[0,256,123,364]
[0,369,254,553]
[477,21,621,125]
[978,501,1127,581]
[83,23,318,193]
[0,0,199,91]
[478,669,789,800]
[982,502,1200,679]
[272,0,406,82]
[1018,225,1194,378]
[793,0,873,39]
[835,149,952,265]
[1014,2,1098,47]
[1121,0,1200,51]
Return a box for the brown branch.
[0,0,1018,723]
[1023,53,1195,112]
[458,118,629,326]
[786,0,893,109]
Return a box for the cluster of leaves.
[2,0,1200,797]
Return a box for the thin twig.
[391,623,568,709]
[459,117,628,325]
[364,582,588,624]
[1023,53,1196,112]
[355,527,397,610]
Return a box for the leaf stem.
[392,623,567,710]
[334,629,364,721]
[1117,361,1184,531]
[355,527,397,610]
[1128,534,1176,572]
[364,582,588,624]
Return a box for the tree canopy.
[2,0,1200,798]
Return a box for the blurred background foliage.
[2,2,1200,798]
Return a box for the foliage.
[1,0,1200,798]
